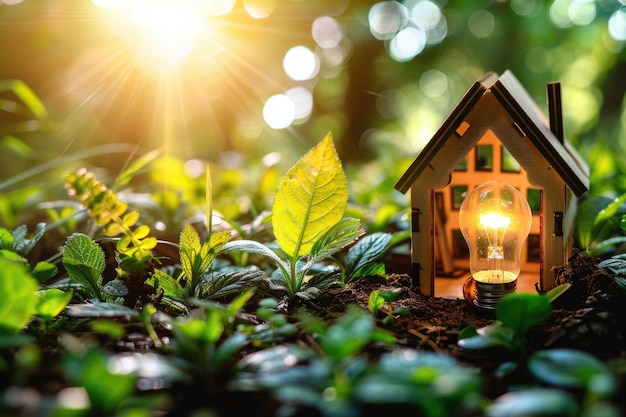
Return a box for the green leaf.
[148,269,186,304]
[64,349,136,414]
[272,133,348,260]
[310,217,362,263]
[0,227,14,250]
[114,147,163,189]
[32,261,58,284]
[496,292,552,336]
[350,262,387,281]
[457,321,515,351]
[544,283,571,303]
[62,233,105,300]
[528,349,613,389]
[321,306,375,361]
[0,79,48,119]
[35,289,73,323]
[221,240,290,274]
[179,224,201,283]
[488,389,578,417]
[368,290,384,314]
[15,222,46,256]
[347,232,393,278]
[65,302,139,318]
[0,257,38,334]
[195,269,266,299]
[102,278,129,297]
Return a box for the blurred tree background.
[0,0,625,199]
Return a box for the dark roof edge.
[394,72,499,193]
[491,71,589,197]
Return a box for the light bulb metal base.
[472,279,516,309]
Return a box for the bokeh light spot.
[468,10,495,38]
[286,86,313,122]
[243,0,276,19]
[609,8,626,41]
[420,69,448,98]
[369,1,409,40]
[409,0,442,30]
[263,94,295,129]
[389,26,426,62]
[283,46,319,81]
[312,16,343,49]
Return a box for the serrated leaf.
[180,224,201,281]
[148,269,187,303]
[310,217,362,263]
[62,233,105,300]
[272,133,348,260]
[347,232,393,278]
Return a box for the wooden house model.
[394,70,589,296]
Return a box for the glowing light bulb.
[459,181,532,309]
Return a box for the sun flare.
[96,0,215,71]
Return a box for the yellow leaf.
[272,133,348,259]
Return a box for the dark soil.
[310,249,626,363]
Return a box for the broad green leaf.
[64,349,136,414]
[35,289,73,323]
[32,261,58,284]
[310,217,362,263]
[321,306,375,360]
[350,262,386,281]
[496,293,552,336]
[62,233,105,300]
[528,349,613,389]
[272,133,348,259]
[347,232,393,277]
[0,258,38,334]
[488,389,578,417]
[221,240,289,272]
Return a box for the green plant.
[487,348,619,417]
[66,168,158,275]
[221,134,363,300]
[0,257,39,335]
[367,288,410,326]
[166,290,254,378]
[576,191,626,256]
[0,223,57,283]
[458,286,571,361]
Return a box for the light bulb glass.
[459,180,532,308]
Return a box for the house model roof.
[394,70,589,197]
